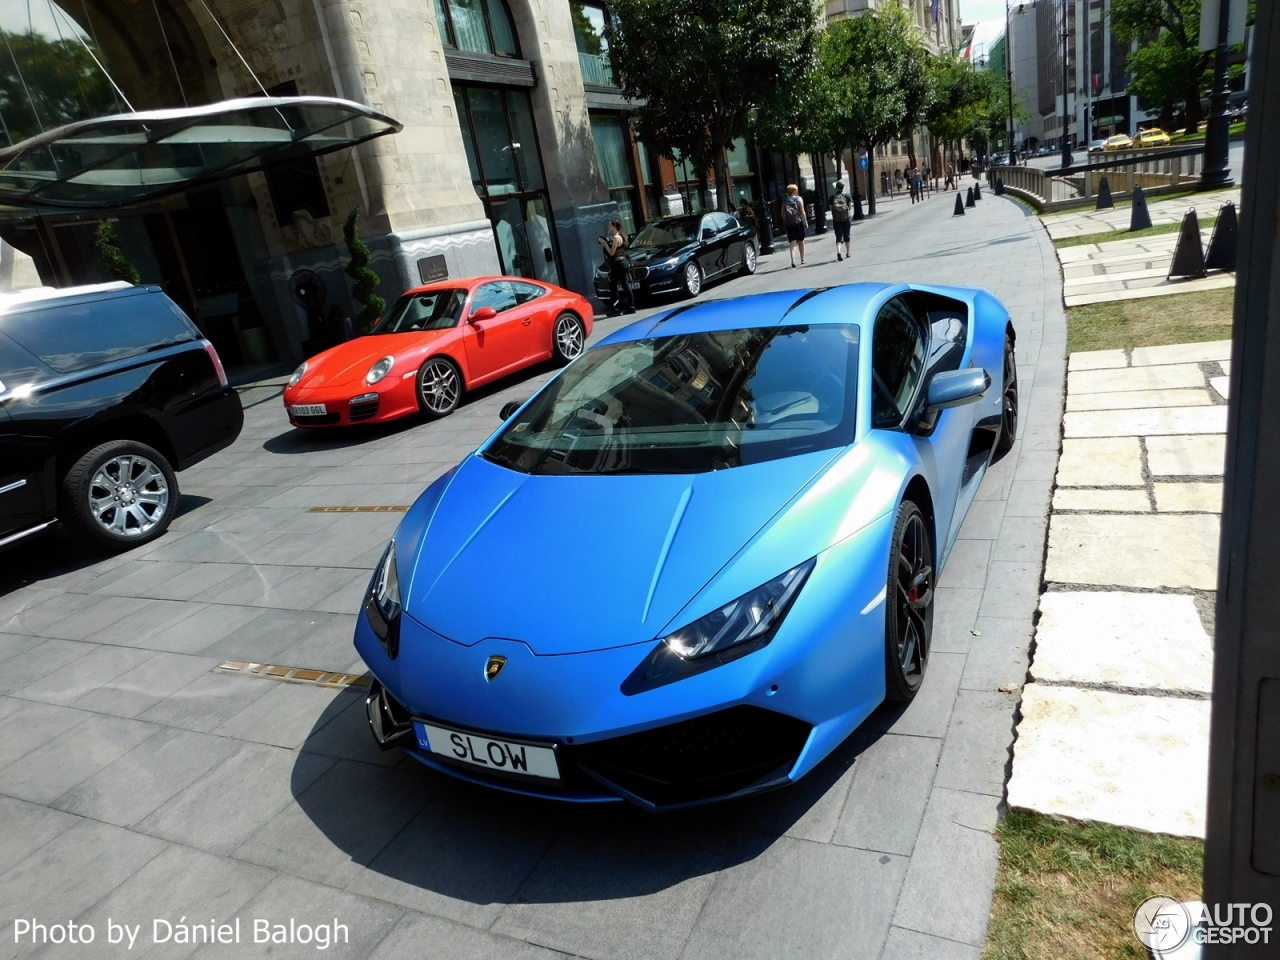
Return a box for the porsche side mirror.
[470,306,497,323]
[926,368,991,410]
[499,399,526,421]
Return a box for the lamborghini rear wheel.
[884,500,933,702]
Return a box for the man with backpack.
[829,181,851,263]
[781,184,808,267]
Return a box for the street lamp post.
[1006,0,1016,160]
[1200,0,1236,188]
[1060,0,1074,168]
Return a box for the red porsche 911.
[283,277,593,426]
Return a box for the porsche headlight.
[366,356,394,384]
[364,538,402,657]
[288,361,307,388]
[663,559,815,660]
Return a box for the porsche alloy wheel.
[994,334,1018,459]
[740,241,757,276]
[682,262,703,298]
[885,501,933,701]
[553,313,585,365]
[417,358,461,419]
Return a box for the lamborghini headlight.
[288,361,307,388]
[364,538,402,656]
[366,356,394,384]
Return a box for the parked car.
[1134,128,1171,148]
[0,282,243,552]
[283,277,593,426]
[593,212,757,304]
[1104,134,1134,151]
[1088,139,1107,153]
[358,282,1018,808]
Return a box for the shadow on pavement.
[293,688,883,906]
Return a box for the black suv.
[0,283,243,552]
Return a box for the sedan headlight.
[366,356,394,384]
[288,361,307,388]
[364,538,402,657]
[622,558,816,694]
[649,257,680,273]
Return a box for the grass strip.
[983,810,1204,960]
[1053,218,1218,249]
[1067,286,1234,353]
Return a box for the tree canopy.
[607,0,819,211]
[0,30,117,144]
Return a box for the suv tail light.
[202,340,228,388]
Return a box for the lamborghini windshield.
[484,324,859,475]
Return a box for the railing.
[987,147,1206,211]
[578,52,613,86]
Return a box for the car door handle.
[521,318,532,325]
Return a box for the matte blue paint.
[356,282,1013,804]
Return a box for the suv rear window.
[0,291,200,374]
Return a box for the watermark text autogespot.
[12,917,349,950]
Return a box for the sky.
[0,2,89,41]
[958,0,1013,63]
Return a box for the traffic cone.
[994,177,1005,196]
[1130,185,1152,230]
[953,193,965,216]
[1167,209,1207,280]
[1205,202,1238,271]
[1096,176,1114,210]
[974,181,982,200]
[965,186,975,208]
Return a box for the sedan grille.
[627,265,649,282]
[573,705,811,807]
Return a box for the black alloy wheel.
[993,334,1018,459]
[884,500,933,701]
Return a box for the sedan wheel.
[740,241,757,276]
[993,334,1018,459]
[885,501,933,701]
[553,313,585,365]
[417,357,462,419]
[681,261,703,298]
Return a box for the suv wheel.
[60,440,178,550]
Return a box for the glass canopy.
[0,97,401,211]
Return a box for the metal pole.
[1007,0,1016,159]
[1060,0,1075,167]
[1200,0,1235,188]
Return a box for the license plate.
[628,281,641,291]
[290,404,327,417]
[413,721,560,780]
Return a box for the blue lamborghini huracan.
[358,283,1018,809]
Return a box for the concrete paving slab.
[881,926,982,960]
[1046,513,1220,589]
[1067,348,1128,372]
[934,690,1018,797]
[369,913,565,960]
[212,680,347,750]
[1146,434,1227,477]
[0,713,159,805]
[1131,340,1233,366]
[1053,488,1151,512]
[831,733,941,856]
[0,700,90,768]
[1155,482,1223,513]
[1056,437,1144,487]
[1064,273,1237,307]
[1066,388,1213,411]
[1007,684,1209,837]
[1032,592,1213,693]
[136,670,275,733]
[0,795,79,876]
[1067,364,1207,394]
[1210,375,1229,399]
[1064,405,1228,438]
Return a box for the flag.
[932,0,941,23]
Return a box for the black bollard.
[1205,202,1238,271]
[1130,185,1153,231]
[965,186,975,208]
[758,208,776,255]
[994,177,1005,196]
[852,184,865,221]
[1168,209,1207,280]
[815,198,828,235]
[974,181,982,201]
[1096,176,1114,210]
[953,193,966,216]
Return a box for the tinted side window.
[871,297,927,428]
[0,292,199,374]
[511,281,546,304]
[700,216,717,239]
[472,281,518,314]
[0,332,48,390]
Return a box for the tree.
[343,208,385,333]
[0,30,116,143]
[926,54,989,167]
[94,220,140,284]
[608,0,819,211]
[1125,30,1201,131]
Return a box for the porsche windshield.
[484,325,859,475]
[373,288,467,334]
[631,217,700,248]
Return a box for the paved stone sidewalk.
[0,190,1064,960]
[1041,187,1241,241]
[1007,340,1227,838]
[1059,231,1237,307]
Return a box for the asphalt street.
[1022,139,1246,177]
[0,183,1066,960]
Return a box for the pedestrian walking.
[911,167,924,202]
[829,181,851,262]
[945,161,956,190]
[894,169,904,195]
[597,219,634,315]
[781,184,808,267]
[880,170,889,197]
[922,162,931,193]
[735,198,757,238]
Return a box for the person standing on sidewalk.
[597,219,635,315]
[911,166,924,202]
[880,170,889,197]
[829,181,851,262]
[945,160,956,190]
[781,184,808,267]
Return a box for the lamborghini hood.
[403,450,841,654]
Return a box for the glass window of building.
[571,3,614,85]
[436,0,521,57]
[635,138,661,224]
[589,112,640,235]
[455,85,561,285]
[726,138,755,205]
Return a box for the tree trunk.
[1184,72,1204,132]
[905,134,917,168]
[711,145,731,212]
[865,144,877,217]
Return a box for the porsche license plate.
[290,404,327,417]
[413,721,560,779]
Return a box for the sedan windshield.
[484,324,859,475]
[631,217,700,248]
[373,289,467,334]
